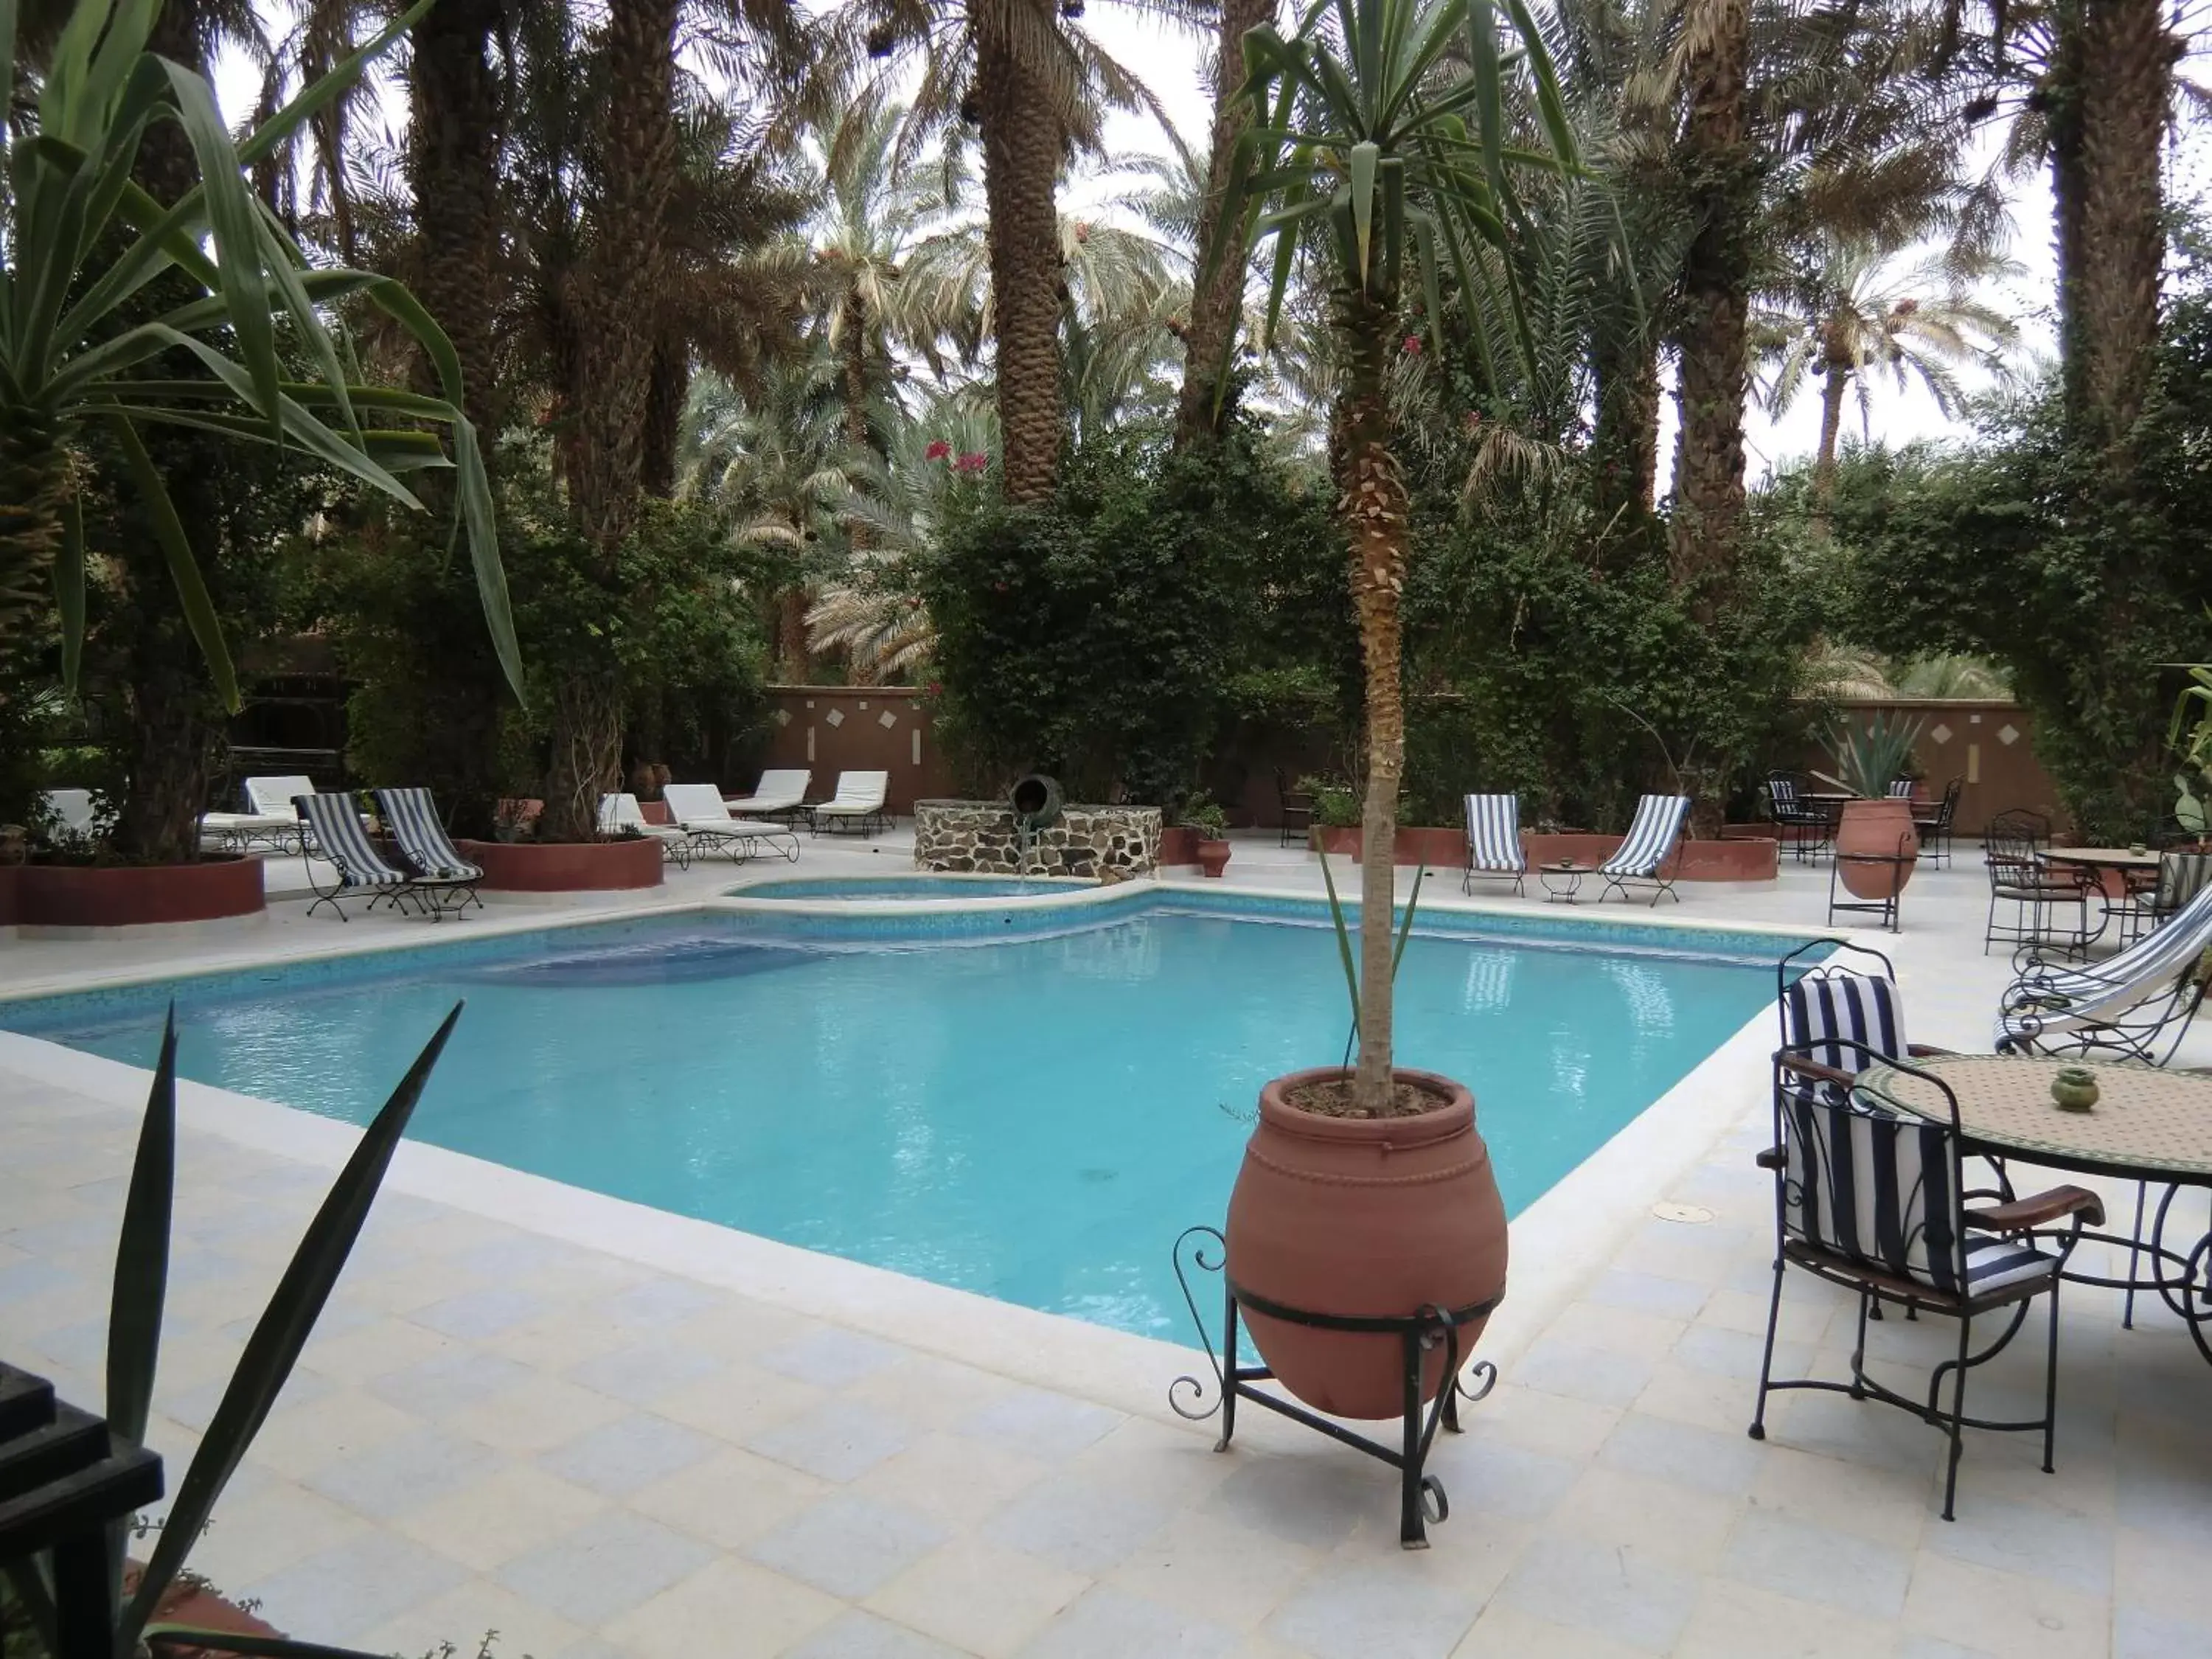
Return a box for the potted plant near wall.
[1183,795,1232,877]
[1817,713,1925,900]
[1302,775,1363,855]
[1208,0,1573,1419]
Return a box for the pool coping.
[0,913,1921,1426]
[0,871,1840,1006]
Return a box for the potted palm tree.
[1207,0,1573,1419]
[1818,712,1925,900]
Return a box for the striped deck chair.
[1461,794,1526,895]
[296,793,412,921]
[375,788,484,919]
[1774,939,1954,1106]
[1995,880,2212,1063]
[1751,1046,2099,1520]
[1597,795,1691,906]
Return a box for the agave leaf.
[1349,140,1378,287]
[102,413,237,711]
[1316,844,1362,1037]
[1389,861,1426,983]
[145,1628,395,1659]
[105,1005,176,1445]
[119,1004,464,1650]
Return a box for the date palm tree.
[830,0,1204,503]
[1222,0,1573,1110]
[0,0,519,707]
[1756,235,2017,521]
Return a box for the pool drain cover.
[1651,1201,1716,1225]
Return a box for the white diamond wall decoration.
[825,708,846,728]
[1930,723,1952,745]
[1997,724,2020,746]
[878,709,897,728]
[773,709,793,728]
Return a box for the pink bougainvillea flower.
[1402,334,1422,355]
[955,451,990,475]
[925,439,952,461]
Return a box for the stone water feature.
[913,799,1164,877]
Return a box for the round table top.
[1858,1054,2212,1181]
[2040,846,2162,870]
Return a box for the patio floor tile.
[1265,1557,1486,1659]
[1012,1585,1242,1659]
[866,1534,1091,1657]
[745,1491,950,1599]
[493,1509,717,1626]
[1496,1536,1701,1655]
[535,1411,721,1497]
[598,1557,841,1658]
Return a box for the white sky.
[218,4,2208,485]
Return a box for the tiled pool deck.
[3,833,2210,1658]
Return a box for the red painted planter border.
[1311,827,1778,881]
[0,864,18,927]
[456,837,664,891]
[16,855,265,927]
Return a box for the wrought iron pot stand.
[1169,1227,1498,1548]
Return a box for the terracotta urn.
[1835,797,1920,900]
[1224,1067,1506,1420]
[1196,838,1232,878]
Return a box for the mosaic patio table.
[1860,1053,2212,1363]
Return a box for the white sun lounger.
[600,793,693,868]
[808,771,891,837]
[725,769,810,818]
[661,783,801,863]
[199,774,311,853]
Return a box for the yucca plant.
[0,1004,461,1659]
[2167,660,2212,835]
[1214,0,1573,1111]
[1818,712,1926,799]
[0,0,521,709]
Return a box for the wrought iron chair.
[1461,793,1526,896]
[1764,772,1829,863]
[1276,770,1313,848]
[1983,808,2094,958]
[1750,1043,2101,1520]
[2118,849,2212,948]
[1912,777,1963,869]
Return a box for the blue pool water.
[2,902,1795,1339]
[737,877,1091,900]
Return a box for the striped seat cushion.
[1782,968,1905,1088]
[376,788,483,881]
[1600,795,1689,877]
[1961,1234,2061,1296]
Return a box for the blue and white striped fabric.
[296,793,408,891]
[1997,881,2212,1046]
[1600,795,1690,877]
[1462,794,1526,875]
[1768,775,1803,815]
[1783,967,1906,1085]
[1783,1085,2056,1298]
[1888,780,1916,798]
[375,788,484,881]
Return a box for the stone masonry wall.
[913,801,1162,877]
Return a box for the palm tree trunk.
[1334,288,1406,1110]
[543,0,680,842]
[1666,0,1751,595]
[1175,0,1276,451]
[975,2,1067,505]
[1590,330,1659,543]
[2052,0,2174,446]
[1809,361,1851,533]
[408,0,505,431]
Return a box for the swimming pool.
[1,899,1804,1340]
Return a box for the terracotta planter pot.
[1225,1066,1506,1421]
[1196,838,1232,878]
[455,836,664,891]
[16,855,265,927]
[1158,825,1199,866]
[1834,798,1919,900]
